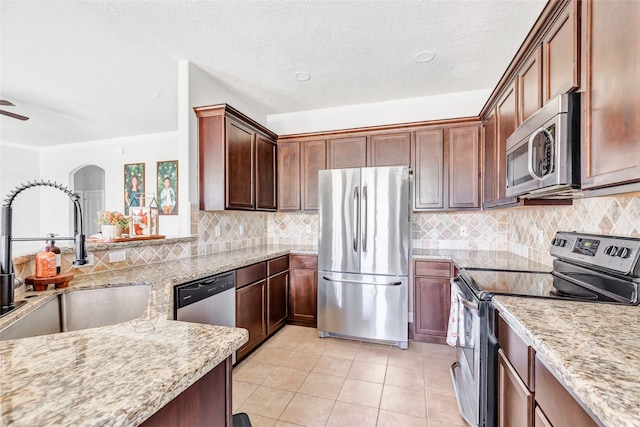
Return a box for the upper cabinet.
[482,111,497,209]
[277,139,327,212]
[368,132,411,167]
[580,0,640,192]
[413,122,480,211]
[543,1,580,102]
[495,82,519,207]
[195,104,278,212]
[327,137,367,169]
[518,45,543,125]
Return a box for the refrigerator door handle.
[322,276,402,286]
[362,185,367,253]
[353,186,360,252]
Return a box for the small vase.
[101,224,122,240]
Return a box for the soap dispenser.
[46,233,61,274]
[36,247,57,278]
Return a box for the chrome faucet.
[1,180,87,316]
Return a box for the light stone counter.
[493,296,640,427]
[0,245,302,426]
[412,248,551,272]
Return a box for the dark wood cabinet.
[483,111,497,209]
[518,45,543,125]
[195,104,277,212]
[267,256,289,335]
[142,357,232,427]
[448,126,480,209]
[581,0,640,192]
[255,135,277,211]
[498,349,534,427]
[413,124,480,211]
[413,260,453,344]
[496,82,519,207]
[534,406,553,427]
[368,132,411,167]
[543,1,580,102]
[236,279,267,360]
[288,255,318,327]
[302,140,326,210]
[327,136,367,169]
[413,129,445,210]
[534,356,598,427]
[277,141,301,211]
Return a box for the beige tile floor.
[232,325,466,427]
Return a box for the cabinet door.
[518,45,543,124]
[496,83,519,206]
[543,2,580,102]
[534,406,553,427]
[256,136,277,211]
[277,141,301,211]
[236,280,267,359]
[582,0,640,190]
[327,136,367,169]
[449,126,480,209]
[267,271,288,335]
[302,140,326,211]
[413,129,445,210]
[226,119,255,210]
[368,132,411,167]
[288,268,317,327]
[483,111,497,209]
[413,276,451,343]
[498,349,533,427]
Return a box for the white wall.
[37,131,180,241]
[181,61,269,201]
[267,88,492,135]
[0,141,42,254]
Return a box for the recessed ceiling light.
[294,71,311,81]
[414,51,436,63]
[145,90,162,98]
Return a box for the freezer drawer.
[317,271,408,348]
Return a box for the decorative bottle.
[46,233,61,274]
[35,247,57,278]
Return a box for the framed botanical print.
[157,160,178,215]
[124,163,144,215]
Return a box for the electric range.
[450,231,640,427]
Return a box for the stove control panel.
[550,231,640,276]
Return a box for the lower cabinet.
[236,279,267,360]
[497,313,599,427]
[236,256,289,361]
[498,349,533,427]
[288,254,318,327]
[142,357,232,427]
[413,260,453,344]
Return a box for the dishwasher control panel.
[174,271,236,310]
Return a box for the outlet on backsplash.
[238,225,245,236]
[109,250,127,263]
[460,226,468,237]
[305,224,312,234]
[215,225,221,237]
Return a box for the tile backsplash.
[191,206,268,254]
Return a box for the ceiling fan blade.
[0,109,29,121]
[0,100,15,106]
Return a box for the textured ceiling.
[0,0,546,146]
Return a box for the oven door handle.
[450,278,479,312]
[450,361,478,427]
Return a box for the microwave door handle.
[528,128,545,181]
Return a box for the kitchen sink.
[0,284,152,341]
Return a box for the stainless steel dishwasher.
[174,271,237,363]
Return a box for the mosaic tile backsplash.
[191,207,268,254]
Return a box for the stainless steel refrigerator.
[317,166,410,349]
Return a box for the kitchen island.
[493,296,640,427]
[0,245,305,426]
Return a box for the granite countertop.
[493,296,640,427]
[0,245,303,426]
[412,248,551,272]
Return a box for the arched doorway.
[71,165,105,236]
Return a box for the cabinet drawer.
[498,315,534,389]
[237,262,267,289]
[268,256,289,276]
[414,260,452,278]
[290,254,318,269]
[534,356,598,427]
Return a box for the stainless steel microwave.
[505,93,580,198]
